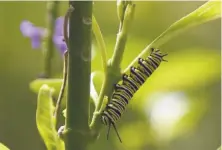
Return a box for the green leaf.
[90,71,104,107]
[0,143,10,150]
[92,71,104,95]
[124,0,221,72]
[90,72,99,106]
[30,78,63,96]
[30,78,67,109]
[150,0,221,48]
[30,74,103,108]
[36,84,64,150]
[92,15,107,73]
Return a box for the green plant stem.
[110,31,128,71]
[89,2,135,137]
[43,1,59,78]
[64,2,92,150]
[111,3,135,70]
[89,67,121,133]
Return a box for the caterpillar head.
[150,48,168,62]
[101,114,109,126]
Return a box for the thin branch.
[54,5,74,128]
[43,1,59,78]
[110,3,135,70]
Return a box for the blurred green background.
[0,1,220,150]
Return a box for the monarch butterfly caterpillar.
[101,48,168,143]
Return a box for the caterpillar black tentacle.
[101,48,167,143]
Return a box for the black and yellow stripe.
[101,48,167,143]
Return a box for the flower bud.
[123,3,135,23]
[117,0,132,23]
[121,3,136,34]
[117,0,126,22]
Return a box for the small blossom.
[54,17,65,36]
[53,35,67,55]
[53,17,69,55]
[20,17,97,60]
[20,20,46,49]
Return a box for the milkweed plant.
[0,1,220,150]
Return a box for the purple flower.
[53,17,69,55]
[20,20,46,49]
[54,17,64,36]
[53,35,67,54]
[20,16,70,55]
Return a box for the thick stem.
[89,2,135,136]
[43,1,58,78]
[64,2,92,150]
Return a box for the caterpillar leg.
[106,122,122,143]
[107,123,111,141]
[112,123,122,143]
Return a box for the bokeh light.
[145,92,189,141]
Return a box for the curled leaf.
[36,84,64,150]
[30,78,63,96]
[30,78,67,109]
[150,0,221,49]
[124,0,221,72]
[92,15,107,73]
